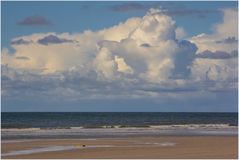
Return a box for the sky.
[1,1,238,112]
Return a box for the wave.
[1,123,237,131]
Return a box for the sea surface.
[1,112,238,139]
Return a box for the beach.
[1,112,238,159]
[1,136,237,159]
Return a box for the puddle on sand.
[2,146,76,157]
[2,145,117,157]
[2,142,176,157]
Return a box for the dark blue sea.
[1,112,238,139]
[2,112,238,129]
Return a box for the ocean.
[2,112,238,128]
[1,112,238,139]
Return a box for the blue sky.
[1,1,238,112]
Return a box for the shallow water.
[2,146,76,156]
[2,142,177,157]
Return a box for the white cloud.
[189,8,238,86]
[175,27,187,39]
[2,8,195,82]
[114,56,134,74]
[93,47,116,80]
[189,8,238,53]
[129,8,176,45]
[214,8,238,38]
[191,58,237,82]
[99,17,142,42]
[96,9,196,83]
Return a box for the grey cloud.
[11,39,32,45]
[1,66,61,99]
[230,50,238,57]
[38,35,75,45]
[1,66,132,101]
[140,43,151,48]
[17,16,51,26]
[138,86,198,93]
[161,9,219,17]
[1,63,237,105]
[15,56,30,60]
[110,2,219,18]
[196,50,238,59]
[110,2,186,13]
[216,37,238,44]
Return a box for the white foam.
[70,127,83,129]
[149,124,237,129]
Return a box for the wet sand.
[1,136,238,159]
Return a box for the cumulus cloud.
[95,8,197,83]
[214,8,238,38]
[190,8,238,53]
[93,47,117,79]
[3,8,196,80]
[172,40,197,78]
[2,7,237,102]
[17,15,51,26]
[114,56,134,74]
[189,8,238,87]
[191,58,237,82]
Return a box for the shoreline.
[2,135,238,159]
[2,125,238,140]
[2,123,237,158]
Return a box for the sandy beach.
[1,136,237,159]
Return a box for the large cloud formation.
[190,8,238,84]
[2,8,238,103]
